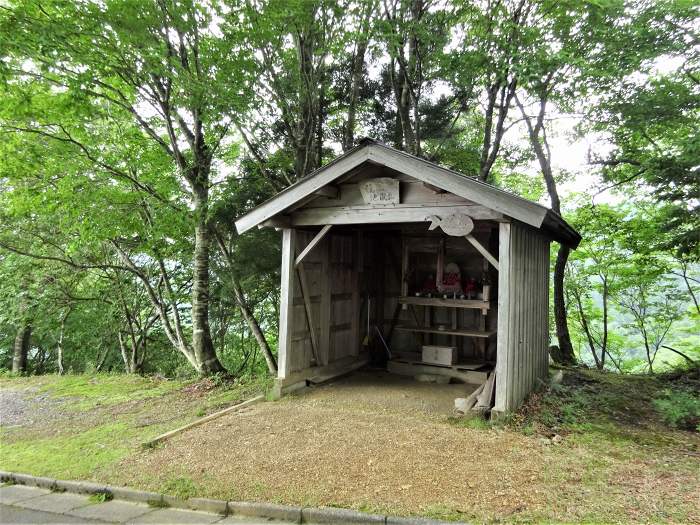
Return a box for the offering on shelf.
[464,277,477,299]
[438,261,462,294]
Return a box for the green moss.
[0,422,134,479]
[446,415,492,430]
[0,373,267,482]
[163,476,198,499]
[33,374,183,410]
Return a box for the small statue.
[464,277,477,299]
[421,273,437,295]
[439,262,462,294]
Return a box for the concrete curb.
[0,471,466,524]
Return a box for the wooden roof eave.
[235,145,371,234]
[234,140,581,249]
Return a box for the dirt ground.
[118,372,531,515]
[113,370,700,523]
[5,371,696,522]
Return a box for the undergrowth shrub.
[653,388,700,431]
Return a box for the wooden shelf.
[399,296,490,310]
[391,352,492,370]
[395,324,496,338]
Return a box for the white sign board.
[359,177,400,205]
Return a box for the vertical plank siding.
[280,228,364,377]
[495,222,550,413]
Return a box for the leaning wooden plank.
[143,395,264,447]
[455,381,486,413]
[475,372,496,409]
[465,234,499,271]
[296,264,320,364]
[295,224,332,267]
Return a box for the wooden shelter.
[235,139,581,414]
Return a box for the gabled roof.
[235,139,581,248]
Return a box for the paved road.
[0,485,289,524]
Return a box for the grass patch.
[88,492,113,503]
[0,373,267,482]
[446,414,492,430]
[34,374,182,410]
[508,367,700,437]
[0,422,138,479]
[163,476,198,499]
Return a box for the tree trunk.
[601,278,609,368]
[573,290,601,369]
[12,324,31,374]
[95,345,110,372]
[118,331,136,374]
[57,314,66,375]
[554,246,576,364]
[516,93,575,365]
[191,183,226,375]
[213,230,278,375]
[343,26,369,152]
[232,278,277,375]
[397,73,417,154]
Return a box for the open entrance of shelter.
[234,139,581,414]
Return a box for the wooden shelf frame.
[395,324,496,338]
[398,295,490,310]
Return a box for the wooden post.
[494,222,511,413]
[436,237,445,292]
[319,232,332,365]
[278,228,296,379]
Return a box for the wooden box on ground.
[421,345,457,366]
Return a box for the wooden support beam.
[292,204,501,226]
[278,229,296,379]
[465,234,499,271]
[294,224,332,267]
[314,186,339,199]
[259,216,291,229]
[422,182,446,194]
[296,264,320,364]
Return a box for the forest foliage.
[0,0,697,377]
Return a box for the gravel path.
[0,387,66,427]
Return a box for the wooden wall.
[494,221,550,413]
[278,228,366,379]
